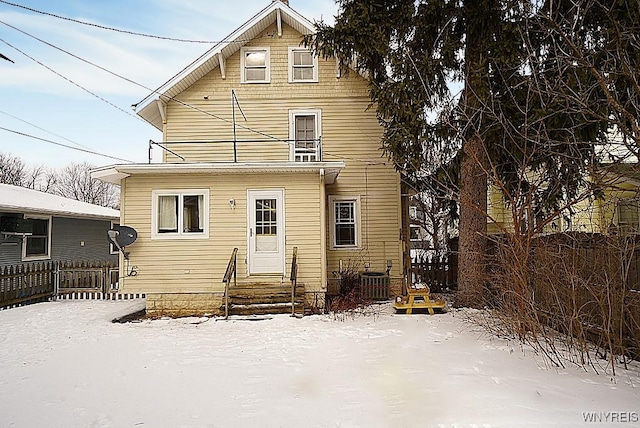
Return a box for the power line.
[0,109,93,151]
[0,0,244,44]
[1,21,285,142]
[0,36,145,123]
[0,126,134,163]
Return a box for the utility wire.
[0,36,145,123]
[0,0,243,44]
[0,20,285,142]
[0,126,134,163]
[0,109,93,150]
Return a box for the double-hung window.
[289,109,321,162]
[241,47,270,83]
[288,48,318,83]
[152,190,209,239]
[330,196,360,249]
[22,216,51,260]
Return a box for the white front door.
[247,189,285,274]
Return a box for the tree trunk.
[456,135,488,308]
[455,0,493,308]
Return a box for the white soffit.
[91,162,345,185]
[135,1,315,130]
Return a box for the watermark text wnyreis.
[582,412,638,423]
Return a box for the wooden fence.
[487,232,640,359]
[0,262,55,309]
[528,233,640,356]
[411,253,458,292]
[0,260,143,310]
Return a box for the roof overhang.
[0,204,119,221]
[91,161,346,185]
[135,1,316,130]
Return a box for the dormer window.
[241,47,270,83]
[288,48,318,83]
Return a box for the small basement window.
[152,190,209,239]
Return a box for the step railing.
[222,248,238,319]
[290,246,298,316]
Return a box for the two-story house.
[92,0,404,316]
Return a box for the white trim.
[240,47,270,84]
[22,215,52,261]
[135,1,315,114]
[151,189,210,240]
[288,109,322,161]
[288,47,318,83]
[329,196,361,250]
[92,162,344,185]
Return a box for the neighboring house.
[487,164,640,235]
[0,184,119,267]
[92,0,404,316]
[409,204,429,258]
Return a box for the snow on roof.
[0,183,119,220]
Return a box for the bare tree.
[54,162,119,209]
[0,152,27,186]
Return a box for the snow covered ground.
[0,300,638,428]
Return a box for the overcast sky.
[0,0,337,168]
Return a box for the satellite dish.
[107,225,138,260]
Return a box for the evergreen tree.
[305,0,622,307]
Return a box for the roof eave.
[134,1,316,129]
[0,204,119,221]
[91,161,346,185]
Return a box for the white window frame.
[329,196,361,249]
[288,47,318,83]
[110,221,119,255]
[22,215,51,261]
[240,47,270,84]
[289,109,322,162]
[151,189,209,240]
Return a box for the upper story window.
[288,48,318,83]
[616,199,639,234]
[289,109,321,162]
[241,47,270,83]
[152,189,209,239]
[22,215,51,261]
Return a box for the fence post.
[53,261,59,300]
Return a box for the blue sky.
[0,0,337,168]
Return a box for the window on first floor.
[330,196,360,249]
[152,190,209,239]
[22,216,51,260]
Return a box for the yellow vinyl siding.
[146,22,402,285]
[119,172,323,294]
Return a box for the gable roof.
[135,1,315,130]
[0,184,119,220]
